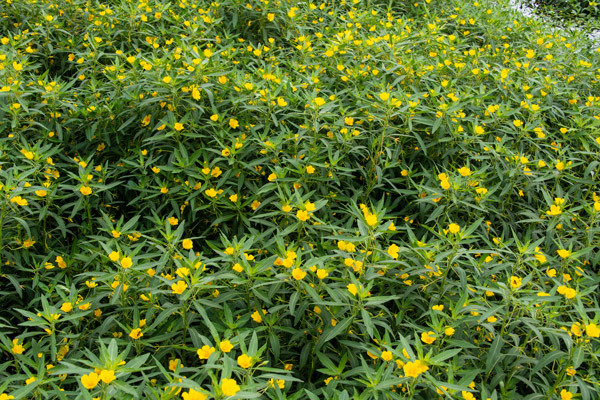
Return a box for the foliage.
[0,0,599,398]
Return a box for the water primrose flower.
[11,339,24,354]
[292,268,306,280]
[347,284,358,296]
[221,378,240,397]
[251,309,266,323]
[237,354,253,368]
[182,389,207,400]
[268,379,285,389]
[171,280,187,294]
[0,394,14,400]
[219,340,234,352]
[296,210,309,221]
[182,239,193,250]
[81,372,100,389]
[458,166,471,176]
[561,390,573,400]
[403,360,428,378]
[387,244,400,259]
[448,223,461,234]
[510,276,522,289]
[120,257,132,269]
[586,323,600,337]
[557,249,571,258]
[99,369,116,384]
[197,345,215,360]
[421,331,436,344]
[557,286,577,299]
[129,328,143,340]
[381,351,393,361]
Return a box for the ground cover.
[1,0,599,398]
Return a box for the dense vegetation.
[526,0,600,26]
[1,0,599,398]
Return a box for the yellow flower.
[556,160,565,170]
[403,360,428,378]
[458,166,471,176]
[347,284,358,296]
[171,280,187,295]
[120,257,132,269]
[365,214,377,226]
[205,188,218,198]
[268,378,285,389]
[292,268,306,280]
[314,97,326,107]
[474,125,485,135]
[11,339,24,354]
[80,186,92,195]
[197,345,215,360]
[251,200,261,210]
[219,340,234,352]
[169,359,181,371]
[60,302,73,312]
[109,251,119,262]
[237,354,253,368]
[306,165,315,174]
[229,119,239,129]
[99,369,116,384]
[556,249,571,259]
[444,327,455,336]
[182,389,208,400]
[420,331,436,344]
[0,393,15,400]
[182,239,193,250]
[462,391,476,400]
[81,372,100,389]
[379,92,390,101]
[316,269,328,279]
[296,210,309,221]
[35,190,47,197]
[546,204,562,216]
[561,390,573,400]
[174,122,184,131]
[251,309,265,323]
[448,223,460,234]
[387,244,400,259]
[586,323,600,337]
[129,328,143,339]
[381,351,393,361]
[221,378,241,397]
[432,304,444,311]
[557,286,577,299]
[510,276,522,289]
